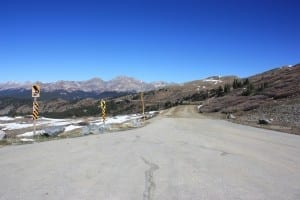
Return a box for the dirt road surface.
[1,105,300,200]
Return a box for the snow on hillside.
[0,112,158,140]
[92,114,142,125]
[203,77,223,84]
[1,117,72,130]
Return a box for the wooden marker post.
[141,92,145,121]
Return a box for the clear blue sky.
[1,0,299,83]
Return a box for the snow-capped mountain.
[0,81,32,90]
[0,76,170,93]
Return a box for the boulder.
[81,126,91,136]
[81,124,110,135]
[227,113,236,119]
[131,119,142,128]
[20,138,35,143]
[146,111,159,119]
[197,105,203,111]
[42,126,65,137]
[258,119,271,125]
[81,125,101,135]
[77,121,90,126]
[229,114,236,119]
[0,130,7,140]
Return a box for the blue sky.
[1,0,299,83]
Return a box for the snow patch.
[39,117,68,122]
[64,125,82,132]
[2,123,33,130]
[20,138,35,142]
[17,130,45,137]
[37,117,73,127]
[93,114,142,125]
[203,79,223,84]
[50,121,72,126]
[0,116,15,121]
[1,112,158,136]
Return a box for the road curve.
[0,105,300,200]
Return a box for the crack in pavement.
[141,157,159,200]
[194,144,233,156]
[178,141,232,156]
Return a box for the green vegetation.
[43,104,99,118]
[243,78,249,86]
[242,83,255,96]
[182,91,208,101]
[224,84,231,94]
[216,86,224,97]
[232,79,243,89]
[164,101,172,109]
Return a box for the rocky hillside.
[116,64,300,134]
[197,64,300,134]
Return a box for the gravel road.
[0,105,300,200]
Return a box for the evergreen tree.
[243,78,249,86]
[224,84,231,94]
[217,86,224,97]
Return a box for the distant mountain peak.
[86,77,104,82]
[0,76,172,93]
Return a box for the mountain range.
[0,76,170,93]
[0,76,171,100]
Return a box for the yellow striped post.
[100,99,106,123]
[32,101,39,120]
[32,84,41,137]
[32,98,39,137]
